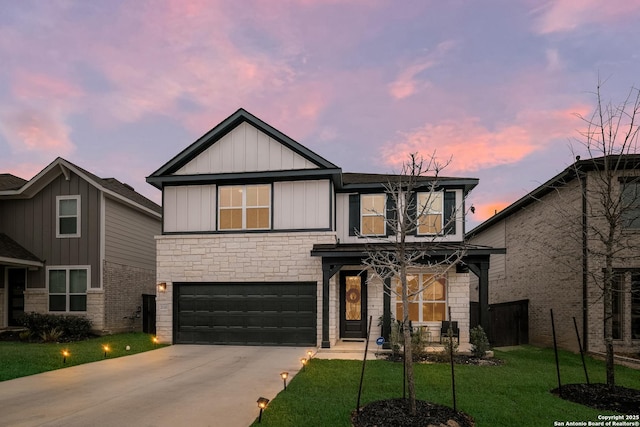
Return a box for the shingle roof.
[0,233,43,264]
[0,174,27,191]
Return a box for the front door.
[8,268,26,326]
[340,271,367,339]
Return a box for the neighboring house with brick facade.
[0,158,161,334]
[147,108,501,348]
[467,156,640,354]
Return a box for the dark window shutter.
[386,194,396,236]
[444,191,456,235]
[349,194,360,236]
[407,192,417,235]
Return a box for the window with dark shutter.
[349,194,360,236]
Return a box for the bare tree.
[358,153,467,414]
[570,81,640,386]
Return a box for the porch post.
[322,263,331,348]
[468,260,491,341]
[382,277,391,349]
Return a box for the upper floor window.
[621,180,640,229]
[48,266,89,312]
[417,192,443,235]
[218,184,271,230]
[361,194,386,236]
[56,195,81,238]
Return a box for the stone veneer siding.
[155,232,336,345]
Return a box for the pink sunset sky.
[2,0,640,229]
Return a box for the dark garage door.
[175,282,317,346]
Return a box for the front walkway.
[314,339,473,360]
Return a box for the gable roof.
[0,158,161,217]
[0,174,27,191]
[467,154,640,237]
[147,108,341,188]
[0,233,44,267]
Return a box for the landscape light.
[257,397,270,423]
[102,344,110,358]
[280,371,289,390]
[62,350,70,364]
[300,357,307,370]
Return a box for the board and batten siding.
[163,185,216,233]
[163,180,331,233]
[273,180,331,230]
[104,197,161,270]
[0,173,101,288]
[174,122,319,175]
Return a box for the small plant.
[470,325,490,358]
[19,330,32,341]
[411,326,428,359]
[389,319,403,355]
[439,326,459,361]
[40,327,63,343]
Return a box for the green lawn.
[0,332,164,381]
[250,346,640,427]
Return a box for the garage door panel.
[175,282,317,346]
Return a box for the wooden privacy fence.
[470,299,529,347]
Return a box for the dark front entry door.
[340,271,367,339]
[8,269,26,326]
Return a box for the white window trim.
[56,195,81,238]
[46,265,91,313]
[417,191,443,236]
[393,272,448,324]
[217,184,271,231]
[360,194,386,236]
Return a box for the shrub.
[411,326,428,359]
[470,325,491,358]
[19,312,93,342]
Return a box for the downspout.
[580,170,589,351]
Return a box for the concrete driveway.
[0,345,308,427]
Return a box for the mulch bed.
[551,383,640,414]
[384,352,504,366]
[352,398,474,427]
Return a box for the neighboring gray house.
[468,156,640,354]
[147,108,500,348]
[0,158,162,334]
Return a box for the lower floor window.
[48,267,89,312]
[395,273,447,322]
[611,271,640,340]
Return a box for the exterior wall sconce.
[157,282,167,293]
[280,371,289,390]
[257,397,269,423]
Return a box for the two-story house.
[147,109,500,348]
[0,158,161,334]
[468,155,640,354]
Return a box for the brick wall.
[102,261,156,334]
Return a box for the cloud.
[388,40,457,100]
[379,106,586,173]
[531,0,640,34]
[0,108,75,156]
[11,71,84,103]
